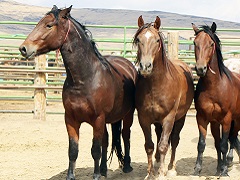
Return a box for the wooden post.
[167,31,179,61]
[34,55,47,120]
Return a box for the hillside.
[1,0,240,36]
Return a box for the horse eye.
[157,39,160,43]
[211,42,214,47]
[46,24,53,29]
[193,41,196,46]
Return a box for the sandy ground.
[0,101,240,180]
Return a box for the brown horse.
[192,22,240,176]
[19,6,138,180]
[133,16,194,179]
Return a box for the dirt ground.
[0,100,240,180]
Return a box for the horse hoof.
[123,164,133,173]
[144,173,155,180]
[219,176,230,180]
[156,174,166,180]
[100,170,107,177]
[66,174,75,180]
[193,171,200,176]
[220,172,229,177]
[193,165,201,176]
[100,166,107,177]
[220,166,229,177]
[166,169,177,177]
[93,173,101,180]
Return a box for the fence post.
[167,31,179,60]
[34,55,46,121]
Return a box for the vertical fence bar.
[167,31,179,60]
[34,55,46,120]
[123,26,127,58]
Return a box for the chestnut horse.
[19,6,138,180]
[133,16,194,179]
[192,22,240,176]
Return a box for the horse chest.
[196,93,227,121]
[138,91,174,121]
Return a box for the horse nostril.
[139,63,143,69]
[146,63,152,68]
[19,46,27,56]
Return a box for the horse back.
[104,55,138,85]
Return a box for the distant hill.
[1,0,240,36]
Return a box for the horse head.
[19,5,72,58]
[134,16,162,76]
[192,22,217,77]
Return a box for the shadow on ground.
[48,156,222,179]
[48,162,147,180]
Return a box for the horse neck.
[201,52,222,85]
[152,47,172,80]
[60,20,100,86]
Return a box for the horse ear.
[192,23,199,34]
[60,5,72,18]
[138,15,144,28]
[211,22,217,33]
[154,16,161,30]
[51,5,58,11]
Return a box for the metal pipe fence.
[0,21,240,118]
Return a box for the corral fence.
[0,21,240,120]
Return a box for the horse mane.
[133,23,174,76]
[47,8,113,71]
[196,25,231,79]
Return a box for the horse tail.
[108,120,124,167]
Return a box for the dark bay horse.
[19,6,138,180]
[133,16,194,179]
[192,22,240,176]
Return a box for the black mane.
[47,7,111,70]
[196,25,231,79]
[69,17,111,69]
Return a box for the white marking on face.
[145,31,152,41]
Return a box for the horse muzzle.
[139,62,153,75]
[19,44,37,59]
[195,65,207,77]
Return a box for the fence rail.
[1,21,240,120]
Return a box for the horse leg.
[219,122,231,176]
[194,113,208,176]
[122,109,134,173]
[139,116,155,179]
[227,120,235,167]
[157,117,175,177]
[92,114,105,180]
[100,125,108,177]
[167,115,186,177]
[111,120,124,167]
[228,120,240,167]
[65,114,80,180]
[210,122,221,175]
[154,123,162,163]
